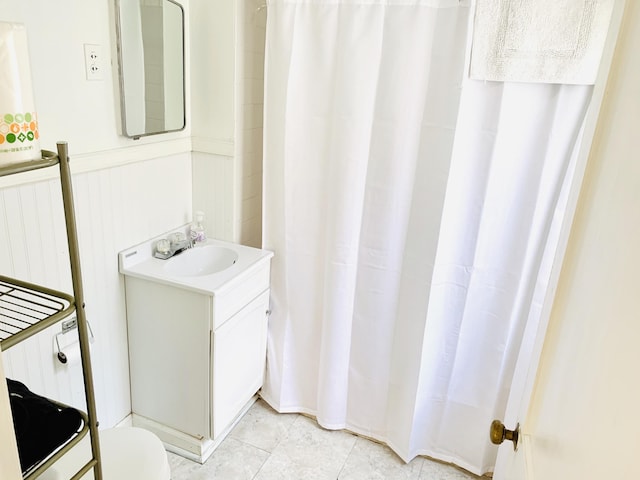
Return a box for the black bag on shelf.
[7,378,83,473]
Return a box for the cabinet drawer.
[212,261,271,329]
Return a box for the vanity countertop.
[118,226,273,296]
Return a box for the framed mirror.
[115,0,186,139]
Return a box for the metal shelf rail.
[0,142,103,480]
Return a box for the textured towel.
[470,0,615,84]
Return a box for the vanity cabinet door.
[126,278,211,440]
[211,289,270,439]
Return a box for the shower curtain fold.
[262,0,593,474]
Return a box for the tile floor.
[167,399,480,480]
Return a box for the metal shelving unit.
[0,142,103,480]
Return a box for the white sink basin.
[118,228,274,296]
[163,245,238,277]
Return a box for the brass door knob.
[490,420,519,451]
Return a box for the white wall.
[0,0,265,437]
[0,0,190,157]
[189,0,234,243]
[1,156,192,426]
[507,2,640,477]
[235,0,266,248]
[192,151,234,240]
[190,0,234,154]
[190,0,266,247]
[0,0,193,431]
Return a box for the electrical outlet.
[83,44,103,81]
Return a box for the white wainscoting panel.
[192,152,235,243]
[0,152,192,428]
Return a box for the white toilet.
[40,427,170,480]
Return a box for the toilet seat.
[39,427,170,480]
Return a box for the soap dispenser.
[190,210,207,244]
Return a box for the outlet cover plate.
[84,44,103,81]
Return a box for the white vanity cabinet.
[119,235,273,462]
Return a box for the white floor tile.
[253,415,357,480]
[418,458,478,480]
[229,399,299,453]
[167,400,481,480]
[170,437,269,480]
[337,437,424,480]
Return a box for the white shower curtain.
[261,0,592,474]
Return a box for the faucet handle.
[156,238,171,255]
[168,232,186,246]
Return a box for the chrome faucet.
[153,232,192,260]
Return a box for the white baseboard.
[113,414,134,429]
[131,395,258,464]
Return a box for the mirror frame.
[115,0,186,139]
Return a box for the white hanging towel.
[0,22,40,165]
[470,0,615,84]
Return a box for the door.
[493,3,636,478]
[126,278,211,438]
[211,290,270,439]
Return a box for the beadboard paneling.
[192,152,234,242]
[1,153,192,428]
